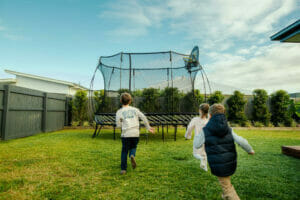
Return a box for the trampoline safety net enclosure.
[90,46,210,114]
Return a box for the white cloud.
[206,44,300,93]
[98,0,299,93]
[99,1,151,26]
[237,49,251,55]
[98,0,297,48]
[107,26,148,37]
[99,0,166,37]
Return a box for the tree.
[252,89,270,125]
[181,89,204,112]
[94,90,104,113]
[161,87,183,112]
[289,100,300,123]
[72,90,88,125]
[139,88,160,112]
[270,90,292,126]
[118,88,131,94]
[226,91,247,124]
[294,101,300,119]
[208,91,225,105]
[132,89,143,97]
[93,90,114,113]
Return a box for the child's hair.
[209,103,225,116]
[120,92,132,105]
[199,103,209,117]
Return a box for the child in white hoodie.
[116,93,154,175]
[185,103,209,171]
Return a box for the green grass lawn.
[0,128,299,200]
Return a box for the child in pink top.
[185,103,209,171]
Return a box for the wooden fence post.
[2,85,10,140]
[42,93,48,132]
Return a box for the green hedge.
[69,88,297,127]
[226,90,247,125]
[208,91,224,105]
[270,90,292,126]
[139,88,160,113]
[252,89,270,126]
[71,90,88,125]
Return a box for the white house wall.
[69,87,82,96]
[16,76,71,95]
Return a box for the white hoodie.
[116,106,150,138]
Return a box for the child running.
[185,103,209,171]
[116,93,154,175]
[194,104,255,200]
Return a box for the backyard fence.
[0,84,70,140]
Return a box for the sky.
[0,0,299,94]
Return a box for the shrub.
[161,87,183,112]
[67,98,73,126]
[138,88,161,112]
[71,121,80,127]
[241,120,252,127]
[72,90,88,126]
[270,90,292,127]
[290,101,300,122]
[94,90,104,112]
[252,89,270,126]
[295,102,300,118]
[226,90,247,124]
[132,89,143,97]
[278,123,285,127]
[94,90,113,113]
[228,122,239,127]
[291,120,297,127]
[181,89,204,112]
[83,121,90,127]
[253,121,265,127]
[92,121,96,128]
[266,122,275,127]
[118,88,131,94]
[208,91,225,105]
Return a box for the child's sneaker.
[120,170,126,175]
[130,155,137,169]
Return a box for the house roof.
[0,78,17,84]
[5,69,88,90]
[270,19,300,43]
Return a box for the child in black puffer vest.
[194,104,255,200]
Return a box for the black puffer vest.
[203,114,237,177]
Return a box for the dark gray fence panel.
[0,85,4,139]
[0,84,67,140]
[6,111,43,140]
[5,86,44,140]
[46,94,66,132]
[46,112,65,132]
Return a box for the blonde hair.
[120,92,132,105]
[209,103,225,116]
